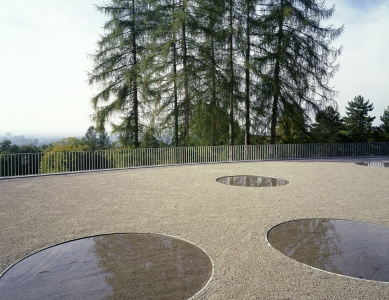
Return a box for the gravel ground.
[1,157,389,299]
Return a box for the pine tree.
[243,0,253,145]
[380,106,389,142]
[88,0,343,147]
[84,126,111,150]
[256,0,343,144]
[275,103,310,143]
[84,126,98,150]
[311,106,342,143]
[145,0,197,147]
[227,0,236,146]
[191,0,229,146]
[235,0,267,145]
[343,95,375,142]
[88,0,151,148]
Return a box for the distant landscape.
[0,133,68,147]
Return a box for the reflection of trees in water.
[219,176,288,187]
[92,234,211,300]
[356,162,389,167]
[368,162,389,168]
[269,219,343,274]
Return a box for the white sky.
[0,0,388,136]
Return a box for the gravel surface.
[1,157,389,299]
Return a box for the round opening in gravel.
[0,233,212,300]
[355,162,389,168]
[216,175,289,187]
[267,218,389,282]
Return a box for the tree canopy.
[343,95,375,142]
[89,0,343,146]
[380,106,389,142]
[311,106,342,143]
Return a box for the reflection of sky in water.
[0,238,112,299]
[356,162,389,167]
[268,219,389,282]
[217,175,289,187]
[0,234,212,300]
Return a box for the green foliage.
[83,126,111,150]
[0,141,44,176]
[43,137,89,152]
[38,131,114,174]
[276,105,311,144]
[17,145,42,154]
[380,106,389,142]
[89,0,342,146]
[97,129,111,149]
[255,0,343,144]
[1,140,43,154]
[39,137,90,174]
[343,95,375,142]
[369,126,384,143]
[84,126,98,150]
[189,102,230,146]
[311,106,343,143]
[88,0,152,148]
[140,128,163,148]
[0,140,13,153]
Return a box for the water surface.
[356,162,389,168]
[216,175,289,187]
[267,219,389,282]
[0,233,212,299]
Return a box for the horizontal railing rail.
[1,142,388,178]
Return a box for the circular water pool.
[216,175,289,187]
[0,233,212,299]
[267,219,389,282]
[356,162,389,168]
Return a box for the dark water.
[267,219,389,282]
[0,233,212,300]
[356,162,389,168]
[216,175,289,187]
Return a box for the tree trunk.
[132,0,139,148]
[172,0,179,147]
[244,2,250,146]
[211,34,217,146]
[182,2,189,147]
[270,1,284,145]
[228,0,234,146]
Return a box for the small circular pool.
[267,219,389,282]
[0,233,212,299]
[216,175,289,187]
[356,162,389,168]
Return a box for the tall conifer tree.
[343,95,375,142]
[88,0,343,147]
[190,0,229,146]
[88,0,150,147]
[257,0,343,144]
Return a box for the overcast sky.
[0,0,388,136]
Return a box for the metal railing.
[1,143,388,178]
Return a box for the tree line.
[1,100,388,158]
[1,101,388,177]
[279,97,389,144]
[87,0,343,147]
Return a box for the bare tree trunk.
[211,34,217,146]
[228,0,234,146]
[270,0,284,145]
[182,2,189,147]
[172,0,179,147]
[132,0,139,148]
[244,2,250,146]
